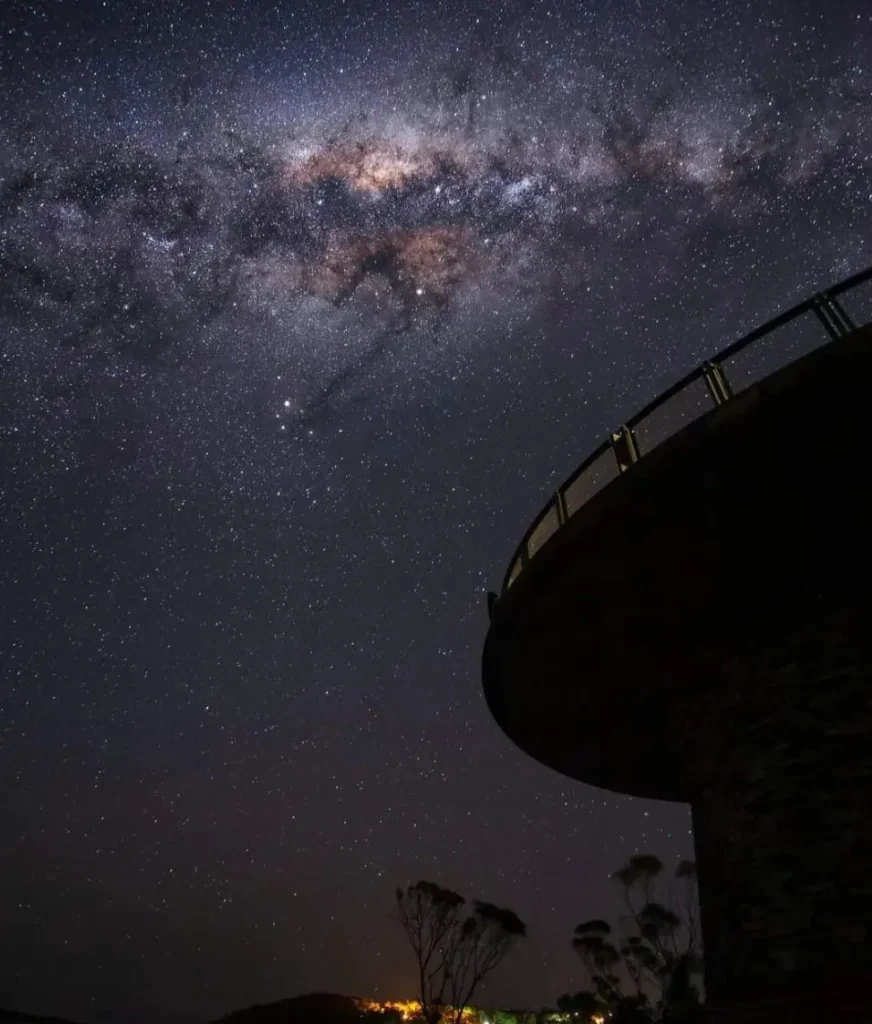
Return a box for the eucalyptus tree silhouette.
[396,880,527,1024]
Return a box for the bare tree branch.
[572,855,703,1020]
[397,881,526,1024]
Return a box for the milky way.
[1,0,871,1021]
[5,12,870,473]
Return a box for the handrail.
[498,265,872,596]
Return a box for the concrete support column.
[674,611,872,1021]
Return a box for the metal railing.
[499,265,872,596]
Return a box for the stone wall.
[671,605,872,1017]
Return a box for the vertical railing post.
[611,425,640,473]
[703,361,733,405]
[812,293,855,340]
[822,292,856,335]
[555,488,569,527]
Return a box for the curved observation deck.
[483,266,872,800]
[496,266,872,597]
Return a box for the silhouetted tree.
[570,855,703,1023]
[610,994,657,1024]
[613,856,702,1022]
[556,989,605,1022]
[396,880,527,1024]
[444,901,527,1023]
[571,919,623,1008]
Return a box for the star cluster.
[1,0,871,1021]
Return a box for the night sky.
[1,0,870,1021]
